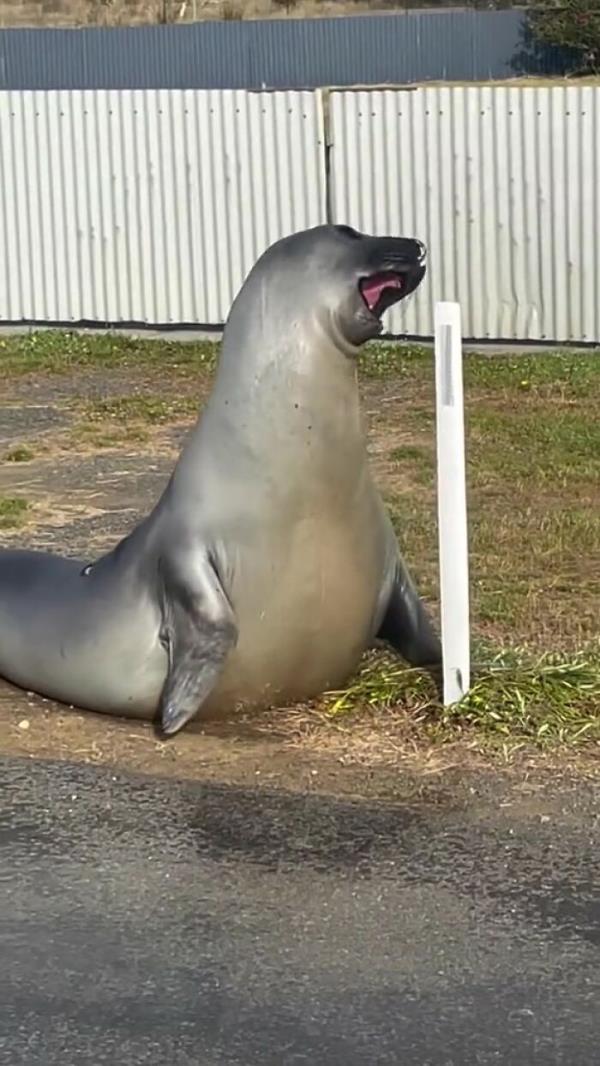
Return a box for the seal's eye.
[336,225,361,240]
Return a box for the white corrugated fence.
[329,86,600,343]
[0,89,326,325]
[0,85,599,343]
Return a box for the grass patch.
[462,350,600,398]
[389,444,434,486]
[71,393,200,448]
[375,347,600,652]
[442,645,600,746]
[468,408,599,485]
[5,444,35,463]
[79,395,198,425]
[358,341,431,379]
[389,443,431,465]
[384,489,599,644]
[352,345,599,747]
[0,330,219,377]
[1,330,599,388]
[0,331,434,381]
[0,495,29,529]
[72,425,151,449]
[324,643,600,750]
[362,344,600,394]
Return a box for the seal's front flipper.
[377,557,442,670]
[157,552,237,737]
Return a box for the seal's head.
[323,224,426,346]
[247,223,427,351]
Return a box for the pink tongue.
[361,274,402,311]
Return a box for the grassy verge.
[322,643,600,751]
[0,329,429,381]
[72,394,200,448]
[366,346,600,648]
[0,330,219,377]
[357,345,600,750]
[1,330,599,751]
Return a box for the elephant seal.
[0,223,441,736]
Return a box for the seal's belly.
[208,512,387,710]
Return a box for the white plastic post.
[434,301,470,705]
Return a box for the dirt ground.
[1,347,598,795]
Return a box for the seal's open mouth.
[359,271,407,319]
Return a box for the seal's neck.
[191,305,364,453]
[159,298,369,530]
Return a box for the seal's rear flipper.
[377,558,442,677]
[157,552,238,737]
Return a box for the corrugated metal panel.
[0,88,326,324]
[330,86,600,343]
[0,13,570,93]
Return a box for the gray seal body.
[0,224,441,735]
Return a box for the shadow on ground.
[3,754,600,1065]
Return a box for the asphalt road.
[2,754,600,1066]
